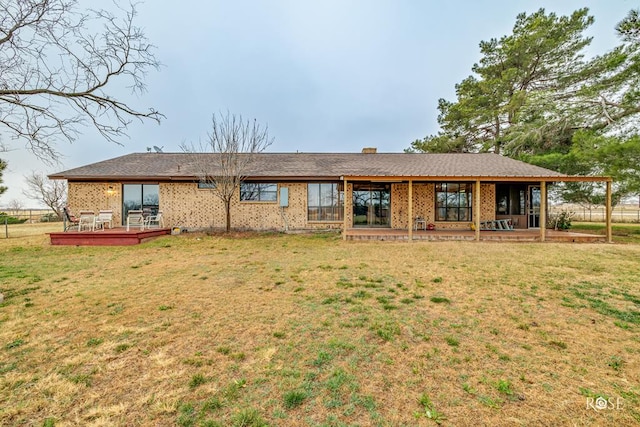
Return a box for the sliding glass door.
[122,184,159,224]
[352,183,391,227]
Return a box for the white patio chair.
[78,211,96,232]
[94,210,113,230]
[145,210,164,228]
[126,210,145,231]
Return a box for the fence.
[549,205,640,223]
[0,209,60,224]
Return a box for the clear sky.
[1,0,636,207]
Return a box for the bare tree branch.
[22,170,67,217]
[181,112,274,232]
[0,0,163,163]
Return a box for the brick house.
[49,149,613,241]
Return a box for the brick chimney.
[361,147,377,154]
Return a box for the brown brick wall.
[68,183,123,224]
[481,184,496,222]
[161,182,314,230]
[391,183,435,228]
[390,182,494,230]
[67,180,497,231]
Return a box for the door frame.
[527,185,541,229]
[352,183,391,227]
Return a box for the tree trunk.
[225,200,231,232]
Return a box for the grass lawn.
[571,222,640,244]
[1,228,639,426]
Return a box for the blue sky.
[1,0,636,206]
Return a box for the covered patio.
[341,175,613,243]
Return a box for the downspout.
[280,207,289,232]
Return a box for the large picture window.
[435,183,473,221]
[240,183,277,201]
[308,183,343,221]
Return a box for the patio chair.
[414,216,426,231]
[94,210,114,230]
[63,207,80,231]
[126,210,145,231]
[78,211,96,232]
[145,210,164,228]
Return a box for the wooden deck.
[344,228,606,242]
[49,227,171,246]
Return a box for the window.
[496,185,525,215]
[197,181,216,189]
[240,183,277,201]
[308,183,343,221]
[435,183,473,221]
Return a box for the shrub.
[40,213,62,222]
[0,213,27,224]
[549,210,573,230]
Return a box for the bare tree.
[181,112,273,232]
[0,0,162,163]
[7,198,23,212]
[23,171,66,218]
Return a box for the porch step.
[344,229,606,243]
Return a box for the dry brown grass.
[0,222,61,240]
[1,229,639,426]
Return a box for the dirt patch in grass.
[1,232,639,425]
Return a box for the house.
[49,149,613,241]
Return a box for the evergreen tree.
[410,8,640,204]
[0,159,8,199]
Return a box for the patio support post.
[540,181,547,242]
[408,180,413,241]
[474,180,481,241]
[606,180,613,243]
[343,178,348,241]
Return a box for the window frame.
[121,183,160,224]
[496,184,526,216]
[240,182,278,202]
[307,182,343,222]
[197,181,216,189]
[435,182,473,222]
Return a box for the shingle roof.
[49,152,570,181]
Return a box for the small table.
[414,217,427,230]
